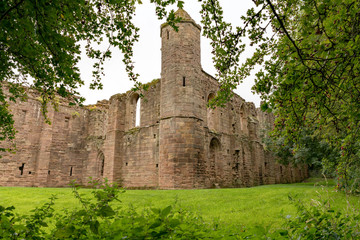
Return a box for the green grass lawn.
[0,178,359,230]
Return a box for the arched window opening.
[135,97,141,127]
[131,93,140,127]
[210,138,221,151]
[207,92,215,104]
[98,152,105,177]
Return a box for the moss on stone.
[71,111,80,118]
[126,127,140,135]
[143,78,160,89]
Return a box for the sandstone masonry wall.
[0,9,308,189]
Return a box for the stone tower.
[159,9,205,188]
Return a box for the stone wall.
[0,9,308,189]
[0,88,90,187]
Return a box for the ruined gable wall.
[119,81,161,188]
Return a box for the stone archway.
[209,137,221,186]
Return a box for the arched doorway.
[209,137,221,186]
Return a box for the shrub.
[278,194,360,239]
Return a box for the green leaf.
[160,205,172,218]
[90,220,100,234]
[99,205,115,217]
[169,219,181,228]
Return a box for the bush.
[278,194,360,239]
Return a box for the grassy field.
[0,178,359,229]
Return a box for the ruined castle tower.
[159,9,205,188]
[0,9,308,188]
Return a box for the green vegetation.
[1,179,359,238]
[0,179,358,232]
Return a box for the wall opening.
[183,77,186,87]
[98,152,105,177]
[65,117,70,128]
[207,93,219,131]
[19,163,25,175]
[166,30,169,40]
[239,104,247,133]
[209,137,221,185]
[135,97,140,126]
[131,93,141,127]
[70,166,73,176]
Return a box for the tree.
[200,0,360,192]
[0,0,183,153]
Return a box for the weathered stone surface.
[0,9,308,189]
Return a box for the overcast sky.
[77,0,261,107]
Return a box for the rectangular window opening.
[183,77,186,87]
[70,166,73,176]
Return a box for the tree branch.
[265,0,304,63]
[0,0,25,23]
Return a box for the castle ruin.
[0,9,308,189]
